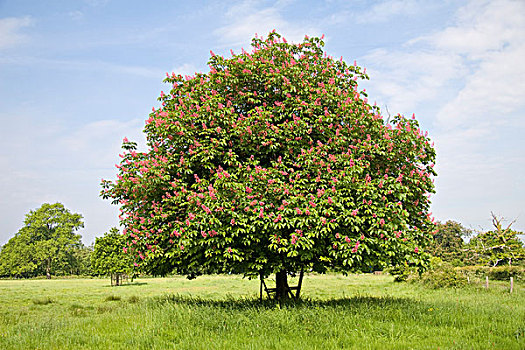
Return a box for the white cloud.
[428,0,525,58]
[436,43,525,129]
[214,1,320,47]
[432,0,525,129]
[357,0,422,23]
[363,49,464,113]
[357,0,525,232]
[0,16,33,49]
[0,55,162,78]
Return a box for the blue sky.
[1,0,524,245]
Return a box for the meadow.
[0,273,523,349]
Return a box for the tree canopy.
[468,213,524,267]
[92,227,133,285]
[101,32,437,297]
[427,220,471,266]
[0,203,84,278]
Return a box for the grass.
[0,274,523,349]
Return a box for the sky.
[1,0,524,245]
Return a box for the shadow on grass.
[102,282,148,287]
[151,293,425,311]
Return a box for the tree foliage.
[101,32,436,296]
[0,203,84,278]
[468,213,525,267]
[427,220,471,266]
[92,227,133,284]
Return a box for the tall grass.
[0,274,523,349]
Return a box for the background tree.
[101,32,436,299]
[0,232,38,277]
[0,203,84,278]
[65,244,93,276]
[468,213,525,267]
[427,220,471,266]
[92,228,133,285]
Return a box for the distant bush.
[408,258,467,289]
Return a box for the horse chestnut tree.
[101,32,436,299]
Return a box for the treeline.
[1,203,524,280]
[428,213,525,268]
[0,203,131,280]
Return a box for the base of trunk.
[275,270,290,300]
[260,269,304,301]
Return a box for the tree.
[427,220,471,266]
[0,203,84,278]
[65,244,93,276]
[0,232,38,278]
[101,32,436,299]
[468,213,525,267]
[92,227,133,285]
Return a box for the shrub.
[388,265,419,282]
[410,258,467,288]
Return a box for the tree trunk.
[275,270,289,300]
[46,259,51,279]
[116,273,120,286]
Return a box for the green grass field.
[0,273,523,349]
